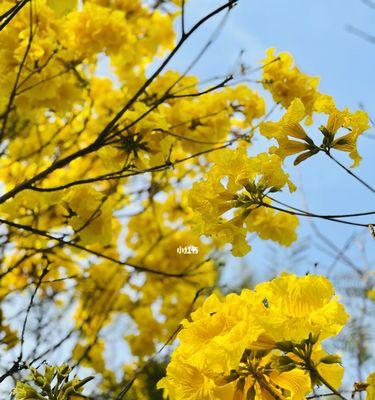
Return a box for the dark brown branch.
[260,201,372,228]
[29,141,234,192]
[0,0,30,32]
[267,196,375,219]
[326,151,375,194]
[0,217,189,278]
[0,0,34,141]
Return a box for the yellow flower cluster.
[260,96,369,167]
[163,83,265,154]
[0,0,371,393]
[0,0,81,114]
[0,0,270,373]
[159,273,349,400]
[260,98,313,164]
[189,145,298,256]
[261,50,370,167]
[262,48,320,120]
[124,199,217,358]
[0,0,175,125]
[63,186,115,246]
[314,94,370,167]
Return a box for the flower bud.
[320,354,342,364]
[275,341,294,352]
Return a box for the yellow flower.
[253,273,349,343]
[189,147,297,256]
[367,289,375,302]
[47,0,77,17]
[262,48,320,119]
[158,358,235,400]
[63,186,114,246]
[366,373,375,400]
[159,274,349,400]
[223,358,311,400]
[266,369,312,400]
[226,84,266,124]
[177,293,264,375]
[245,206,299,246]
[260,98,318,165]
[65,3,135,56]
[316,358,344,390]
[315,94,370,167]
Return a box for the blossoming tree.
[0,0,373,399]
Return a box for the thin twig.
[326,151,375,194]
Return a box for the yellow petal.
[317,362,344,390]
[283,98,306,124]
[270,369,311,400]
[47,0,77,17]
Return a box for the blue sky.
[179,0,375,110]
